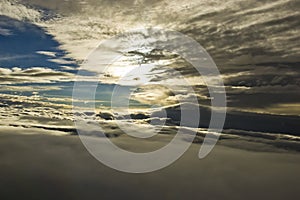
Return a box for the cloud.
[0,67,73,84]
[1,0,299,153]
[0,85,61,92]
[0,27,12,36]
[0,131,299,200]
[0,55,35,61]
[0,0,41,22]
[130,84,177,106]
[0,15,78,70]
[223,66,300,87]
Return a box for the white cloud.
[0,0,41,22]
[0,67,74,84]
[0,27,12,36]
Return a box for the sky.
[0,0,299,199]
[0,0,299,153]
[1,0,299,114]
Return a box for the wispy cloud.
[0,67,74,84]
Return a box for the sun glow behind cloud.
[0,0,299,117]
[0,0,299,163]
